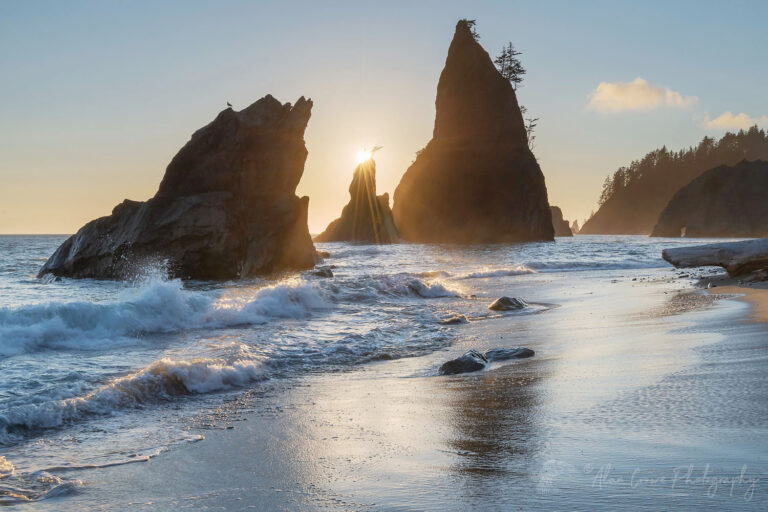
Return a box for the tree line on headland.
[581,127,768,234]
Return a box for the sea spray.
[0,278,328,357]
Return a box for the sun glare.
[356,149,372,164]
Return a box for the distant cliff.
[581,127,768,234]
[39,95,317,280]
[315,158,398,243]
[392,20,553,243]
[651,160,768,238]
[550,206,573,236]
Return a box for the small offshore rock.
[440,314,468,325]
[312,266,333,278]
[317,251,331,259]
[489,297,527,311]
[439,350,487,375]
[484,347,535,362]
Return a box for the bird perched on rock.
[226,101,232,108]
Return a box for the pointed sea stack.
[315,158,398,243]
[39,95,317,280]
[392,20,553,243]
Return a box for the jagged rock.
[489,297,527,311]
[392,20,553,243]
[662,239,768,277]
[439,350,488,375]
[39,95,316,280]
[571,219,580,234]
[550,206,573,236]
[484,347,535,362]
[651,160,768,238]
[314,158,398,243]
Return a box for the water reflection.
[441,358,548,499]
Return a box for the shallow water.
[0,234,758,506]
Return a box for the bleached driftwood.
[662,239,768,276]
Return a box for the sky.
[1,0,767,234]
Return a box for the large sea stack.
[315,158,398,243]
[39,95,317,280]
[651,160,768,238]
[392,20,553,243]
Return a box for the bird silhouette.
[226,101,232,108]
[371,146,383,154]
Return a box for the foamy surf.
[0,278,328,357]
[0,456,81,504]
[0,352,266,445]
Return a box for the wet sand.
[701,274,768,324]
[32,270,768,510]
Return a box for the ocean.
[0,234,761,507]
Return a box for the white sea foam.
[0,352,265,443]
[0,278,327,357]
[461,266,536,279]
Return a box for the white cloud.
[704,111,768,130]
[587,78,698,113]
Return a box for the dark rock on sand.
[39,95,316,280]
[439,350,488,375]
[550,206,573,237]
[651,160,768,238]
[392,20,553,243]
[484,347,535,362]
[489,297,528,311]
[439,347,535,375]
[314,158,398,243]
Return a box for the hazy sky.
[2,0,767,234]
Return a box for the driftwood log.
[662,239,768,276]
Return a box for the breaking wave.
[0,278,327,357]
[460,266,536,279]
[0,272,460,358]
[0,352,265,445]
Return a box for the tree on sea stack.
[495,42,538,150]
[494,42,526,90]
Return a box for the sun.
[355,149,372,164]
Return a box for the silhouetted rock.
[662,239,768,277]
[314,158,398,243]
[550,206,573,236]
[392,20,553,243]
[484,347,535,362]
[651,160,768,238]
[312,266,334,278]
[571,219,580,234]
[439,350,488,375]
[489,296,527,311]
[39,95,316,280]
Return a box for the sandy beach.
[23,264,768,511]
